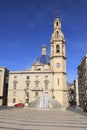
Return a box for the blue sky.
[0,0,87,83]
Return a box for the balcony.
[31,87,43,91]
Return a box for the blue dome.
[37,55,50,64]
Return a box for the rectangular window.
[36,76,39,80]
[26,83,29,88]
[36,83,38,88]
[26,98,29,103]
[13,92,16,96]
[45,76,48,80]
[45,82,48,89]
[26,92,29,97]
[27,76,29,79]
[35,92,38,96]
[13,98,16,103]
[14,76,17,79]
[13,83,17,89]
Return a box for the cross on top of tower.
[54,9,58,18]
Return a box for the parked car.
[15,103,24,107]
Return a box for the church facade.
[8,17,68,108]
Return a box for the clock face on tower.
[56,63,61,68]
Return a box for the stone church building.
[8,17,68,108]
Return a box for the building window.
[26,82,29,88]
[13,92,16,96]
[26,98,29,103]
[35,92,38,97]
[35,76,39,88]
[13,98,16,103]
[56,22,58,26]
[44,76,49,90]
[26,76,29,79]
[14,76,17,79]
[13,83,17,89]
[45,82,48,90]
[36,82,38,88]
[56,44,60,53]
[45,76,48,80]
[25,79,30,90]
[36,76,39,80]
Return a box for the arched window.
[56,45,60,53]
[56,22,58,26]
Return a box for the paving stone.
[0,108,87,130]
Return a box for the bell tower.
[50,17,68,108]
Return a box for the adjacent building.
[0,67,9,106]
[8,17,68,108]
[74,79,79,106]
[67,83,76,107]
[78,54,87,109]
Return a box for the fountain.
[29,93,61,109]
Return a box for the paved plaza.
[0,107,87,130]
